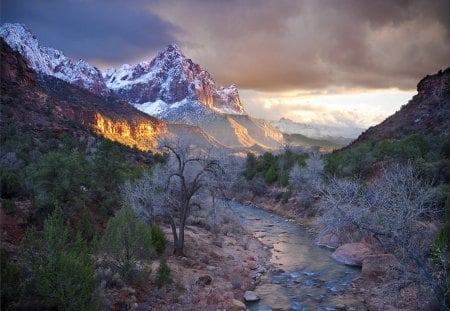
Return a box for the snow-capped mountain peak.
[0,23,109,96]
[103,43,245,116]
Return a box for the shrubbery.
[324,134,449,178]
[151,225,166,255]
[19,207,99,310]
[156,257,172,288]
[100,206,154,281]
[243,149,307,186]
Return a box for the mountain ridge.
[1,22,284,150]
[0,23,110,97]
[349,67,450,147]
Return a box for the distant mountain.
[350,68,450,146]
[270,118,360,145]
[103,44,244,116]
[0,23,110,97]
[283,133,345,150]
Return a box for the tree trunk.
[176,218,185,256]
[167,216,181,256]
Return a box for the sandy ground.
[103,223,272,310]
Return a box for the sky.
[1,0,449,129]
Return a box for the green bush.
[282,185,293,203]
[100,206,154,281]
[1,250,21,309]
[151,225,166,255]
[434,196,450,252]
[1,198,16,215]
[156,257,172,288]
[20,207,98,310]
[0,168,21,198]
[30,151,89,217]
[264,166,277,184]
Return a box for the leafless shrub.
[320,164,447,310]
[120,172,164,223]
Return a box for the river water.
[230,202,364,311]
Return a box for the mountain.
[104,44,283,149]
[0,23,110,97]
[0,37,166,151]
[350,68,450,146]
[2,23,283,150]
[103,44,244,115]
[271,118,362,144]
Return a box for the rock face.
[349,67,450,146]
[0,23,109,97]
[331,243,374,266]
[103,44,245,115]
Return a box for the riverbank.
[101,217,272,310]
[238,192,435,310]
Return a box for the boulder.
[244,290,260,302]
[225,298,246,311]
[361,254,399,279]
[316,233,339,249]
[331,243,374,266]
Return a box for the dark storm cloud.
[153,0,450,91]
[1,0,178,64]
[1,0,448,91]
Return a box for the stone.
[316,233,339,249]
[196,275,212,286]
[331,243,374,266]
[243,290,260,302]
[361,254,399,279]
[206,265,217,271]
[225,299,246,311]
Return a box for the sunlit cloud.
[240,89,416,128]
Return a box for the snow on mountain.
[103,44,245,116]
[271,117,364,141]
[0,23,109,96]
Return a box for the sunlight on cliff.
[94,113,159,151]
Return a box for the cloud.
[0,0,178,65]
[1,0,448,93]
[240,89,416,128]
[152,0,450,91]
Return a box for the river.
[230,201,365,311]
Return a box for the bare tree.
[120,172,164,224]
[320,164,447,310]
[157,139,223,256]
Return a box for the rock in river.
[331,243,374,266]
[244,290,260,302]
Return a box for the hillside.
[350,68,450,147]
